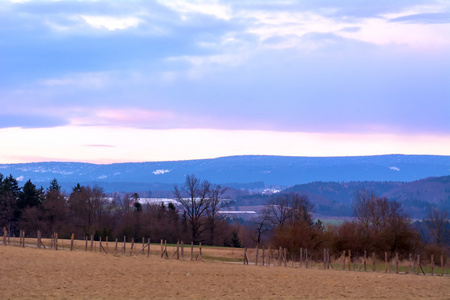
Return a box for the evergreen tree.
[17,179,43,211]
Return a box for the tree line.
[0,173,448,261]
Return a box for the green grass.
[202,255,242,263]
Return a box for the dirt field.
[1,246,449,299]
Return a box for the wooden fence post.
[268,247,271,266]
[191,242,193,261]
[22,230,26,248]
[37,230,41,249]
[300,248,303,268]
[262,248,266,267]
[342,250,345,270]
[85,236,88,252]
[385,252,388,273]
[395,252,399,274]
[363,251,367,271]
[176,240,180,260]
[55,233,58,250]
[99,237,102,253]
[323,249,327,270]
[305,249,308,268]
[416,255,420,275]
[441,255,444,276]
[372,252,376,272]
[130,238,134,256]
[161,240,164,258]
[115,238,118,254]
[147,238,151,257]
[90,234,94,252]
[106,236,109,254]
[409,253,412,274]
[327,249,330,269]
[243,247,249,265]
[70,233,74,251]
[3,227,6,246]
[278,246,282,266]
[431,254,434,276]
[123,236,126,255]
[255,244,259,266]
[348,250,351,271]
[198,242,202,261]
[284,248,287,267]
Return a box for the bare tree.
[253,208,272,245]
[353,189,375,236]
[41,181,68,236]
[267,193,313,227]
[353,189,417,255]
[68,184,106,236]
[425,206,449,247]
[173,174,211,243]
[206,184,228,245]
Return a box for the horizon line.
[1,153,449,166]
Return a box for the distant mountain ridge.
[0,155,449,193]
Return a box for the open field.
[1,246,449,299]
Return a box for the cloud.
[0,0,449,137]
[389,13,450,24]
[80,15,142,31]
[159,0,232,20]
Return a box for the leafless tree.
[173,174,211,243]
[353,189,417,255]
[41,187,68,236]
[206,184,228,245]
[68,184,106,236]
[353,189,375,235]
[253,208,272,245]
[425,206,449,247]
[267,193,313,227]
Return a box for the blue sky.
[0,0,449,163]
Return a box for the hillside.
[0,154,449,192]
[280,176,450,218]
[1,155,448,218]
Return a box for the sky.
[0,0,449,164]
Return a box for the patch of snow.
[262,188,280,195]
[389,167,400,171]
[153,169,170,175]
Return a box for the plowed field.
[1,246,448,299]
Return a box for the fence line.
[2,228,449,276]
[241,243,449,277]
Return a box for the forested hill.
[280,176,450,218]
[0,154,449,192]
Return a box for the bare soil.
[1,246,449,299]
